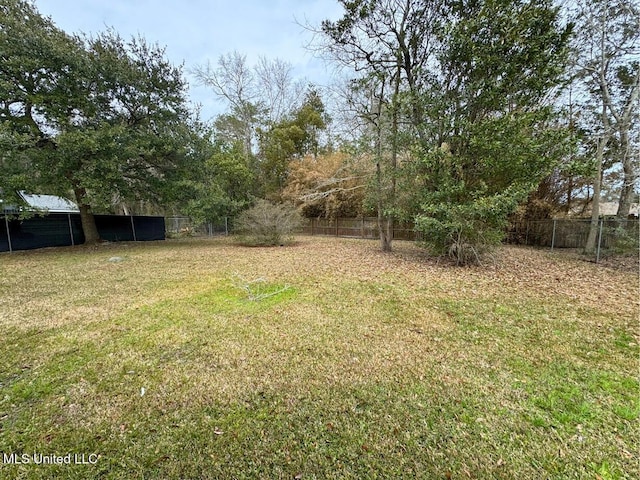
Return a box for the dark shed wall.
[0,214,165,252]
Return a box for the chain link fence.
[165,217,232,238]
[508,218,639,262]
[163,215,637,265]
[1,214,165,252]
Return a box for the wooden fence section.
[302,217,421,241]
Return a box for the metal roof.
[9,191,80,213]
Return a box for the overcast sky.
[34,0,344,121]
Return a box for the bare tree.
[193,52,260,158]
[572,0,639,234]
[194,52,307,158]
[314,0,443,251]
[195,52,258,111]
[254,56,305,125]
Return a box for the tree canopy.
[0,0,193,242]
[315,0,573,261]
[2,0,636,260]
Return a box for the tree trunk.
[616,127,634,219]
[373,79,392,252]
[584,134,607,254]
[73,187,100,244]
[376,160,392,252]
[375,122,392,252]
[615,68,639,219]
[376,65,401,253]
[585,33,614,254]
[385,65,400,251]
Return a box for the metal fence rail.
[166,216,420,241]
[165,215,637,265]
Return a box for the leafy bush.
[407,111,562,265]
[410,147,525,265]
[234,199,302,246]
[415,192,518,265]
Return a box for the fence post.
[336,217,339,237]
[596,218,604,263]
[225,217,229,236]
[4,215,12,253]
[551,219,557,251]
[68,213,75,246]
[130,215,137,241]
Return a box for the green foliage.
[412,111,568,264]
[234,199,302,246]
[258,88,329,196]
[52,30,189,204]
[404,0,572,264]
[0,0,85,135]
[320,0,572,256]
[175,137,255,225]
[0,1,192,242]
[606,223,640,256]
[440,0,572,117]
[416,188,523,265]
[0,0,83,203]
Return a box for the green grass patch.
[0,238,638,479]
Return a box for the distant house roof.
[597,202,639,217]
[567,201,639,218]
[2,192,79,214]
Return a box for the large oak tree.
[0,0,191,243]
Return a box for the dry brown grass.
[0,236,637,479]
[2,237,635,326]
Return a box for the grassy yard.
[0,237,638,479]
